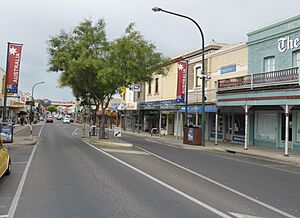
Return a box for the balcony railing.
[218,67,299,92]
[189,89,216,104]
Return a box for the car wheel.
[5,158,11,176]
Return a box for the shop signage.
[180,105,217,113]
[220,64,236,74]
[141,99,182,110]
[126,102,137,110]
[117,103,125,110]
[278,36,300,53]
[177,61,186,100]
[6,43,23,95]
[132,84,141,92]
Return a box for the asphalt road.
[1,122,300,218]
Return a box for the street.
[0,122,300,218]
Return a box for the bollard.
[29,125,33,140]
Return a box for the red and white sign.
[177,61,187,99]
[51,101,76,106]
[6,43,23,95]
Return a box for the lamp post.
[152,7,206,146]
[30,82,45,125]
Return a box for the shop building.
[186,42,248,141]
[217,15,300,153]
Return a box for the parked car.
[63,117,70,124]
[0,138,11,178]
[46,115,54,123]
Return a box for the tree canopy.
[48,19,169,111]
[47,105,57,113]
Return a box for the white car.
[63,117,70,124]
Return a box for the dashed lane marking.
[101,148,149,155]
[136,146,297,218]
[82,140,232,218]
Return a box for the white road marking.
[7,141,39,218]
[0,215,8,218]
[229,212,265,218]
[72,128,78,136]
[101,148,149,155]
[136,146,297,218]
[12,162,27,165]
[206,152,300,175]
[83,141,231,218]
[38,123,45,138]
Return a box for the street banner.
[177,61,187,100]
[6,43,23,95]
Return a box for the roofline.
[247,14,300,36]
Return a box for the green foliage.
[48,18,169,110]
[47,105,57,112]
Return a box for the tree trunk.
[99,107,106,139]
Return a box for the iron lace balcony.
[217,67,299,92]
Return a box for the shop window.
[234,114,245,136]
[264,56,275,72]
[293,50,300,69]
[155,78,159,94]
[256,111,277,141]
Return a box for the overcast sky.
[0,0,299,101]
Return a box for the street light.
[30,82,45,125]
[152,7,206,146]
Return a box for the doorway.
[225,114,233,140]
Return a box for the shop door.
[167,114,174,135]
[281,114,292,145]
[225,114,233,140]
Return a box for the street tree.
[47,105,57,113]
[48,19,169,138]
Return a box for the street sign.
[114,127,122,137]
[132,84,141,92]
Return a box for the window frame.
[155,78,159,94]
[263,56,275,72]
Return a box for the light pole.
[152,7,206,146]
[30,82,45,125]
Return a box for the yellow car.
[0,139,11,178]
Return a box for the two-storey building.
[217,15,300,154]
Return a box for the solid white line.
[83,141,231,218]
[0,215,8,218]
[7,141,39,218]
[72,128,78,136]
[136,146,297,218]
[38,123,45,138]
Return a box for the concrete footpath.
[123,130,300,166]
[5,124,37,147]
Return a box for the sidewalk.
[3,124,38,147]
[123,130,300,166]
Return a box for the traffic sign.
[114,127,122,137]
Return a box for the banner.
[6,43,23,95]
[177,61,187,100]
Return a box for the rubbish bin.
[183,125,202,145]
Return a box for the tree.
[48,19,169,138]
[47,105,57,113]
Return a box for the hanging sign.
[177,61,186,100]
[6,43,23,95]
